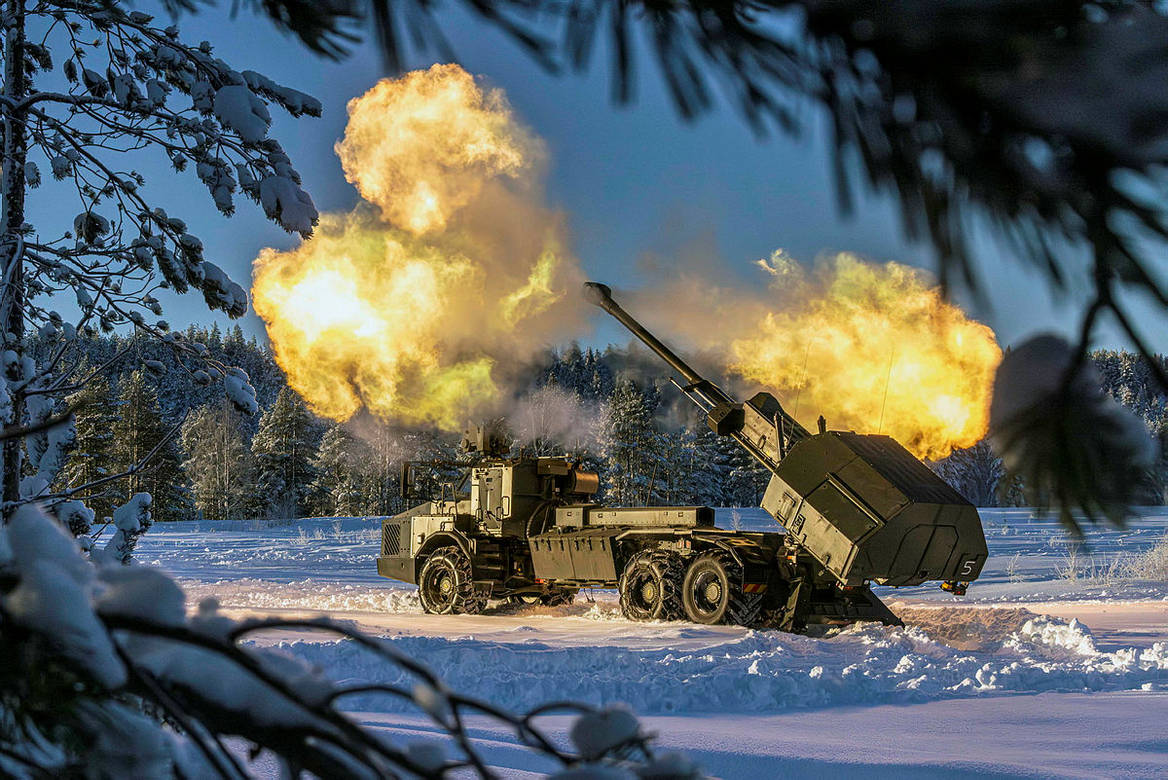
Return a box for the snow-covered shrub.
[100,493,153,566]
[1125,532,1168,580]
[1004,552,1024,583]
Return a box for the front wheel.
[418,546,487,615]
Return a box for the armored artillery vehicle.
[375,282,988,631]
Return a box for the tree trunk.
[1,0,27,518]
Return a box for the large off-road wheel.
[418,546,488,615]
[618,550,684,621]
[681,551,764,626]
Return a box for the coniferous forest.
[39,327,1168,523]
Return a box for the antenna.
[877,347,895,434]
[792,338,813,421]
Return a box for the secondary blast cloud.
[630,251,1003,460]
[252,65,586,430]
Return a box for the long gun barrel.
[584,281,810,473]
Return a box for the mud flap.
[768,577,811,633]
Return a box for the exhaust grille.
[381,521,403,556]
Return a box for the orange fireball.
[731,254,1002,460]
[252,65,584,429]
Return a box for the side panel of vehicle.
[376,517,416,583]
[528,528,625,583]
[528,526,786,589]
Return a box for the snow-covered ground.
[136,509,1168,778]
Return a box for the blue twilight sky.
[86,3,1168,353]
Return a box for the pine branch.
[100,612,658,775]
[13,420,183,510]
[0,410,72,443]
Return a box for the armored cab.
[376,444,602,599]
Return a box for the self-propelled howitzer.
[373,283,986,632]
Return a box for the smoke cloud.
[252,64,587,430]
[510,384,608,454]
[253,65,1001,460]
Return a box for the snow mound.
[178,578,423,614]
[1005,616,1098,657]
[274,615,1168,717]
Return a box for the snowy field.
[135,509,1168,778]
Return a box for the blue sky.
[110,3,1168,353]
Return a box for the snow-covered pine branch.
[0,500,691,777]
[1,2,322,519]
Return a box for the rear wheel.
[618,550,684,621]
[418,546,487,615]
[681,551,764,626]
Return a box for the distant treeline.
[38,327,1168,521]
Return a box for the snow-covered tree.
[717,427,770,507]
[654,426,699,506]
[1092,350,1168,503]
[599,378,661,506]
[58,374,119,526]
[689,424,730,507]
[180,400,258,522]
[309,423,371,517]
[111,370,192,522]
[27,325,286,432]
[930,441,1006,508]
[991,336,1156,532]
[221,324,285,415]
[1,1,317,517]
[513,383,605,458]
[539,344,615,401]
[251,386,318,518]
[997,471,1029,509]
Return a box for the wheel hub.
[640,580,658,603]
[703,580,722,604]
